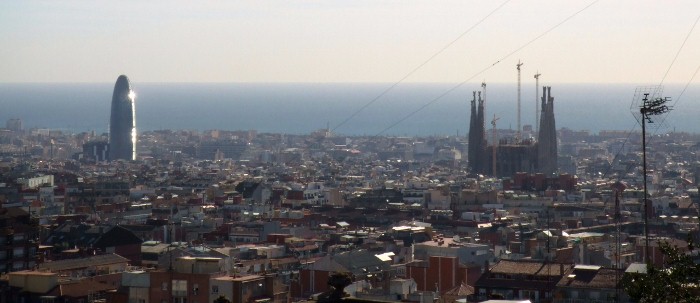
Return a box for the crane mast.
[479,80,487,138]
[534,72,541,135]
[516,60,523,143]
[491,114,500,177]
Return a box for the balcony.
[172,290,187,297]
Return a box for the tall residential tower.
[109,75,136,161]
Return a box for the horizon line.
[0,81,696,85]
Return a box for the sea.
[0,82,698,136]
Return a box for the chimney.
[484,260,490,273]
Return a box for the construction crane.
[534,72,541,134]
[516,60,524,143]
[479,80,486,135]
[491,114,500,177]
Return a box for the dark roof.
[332,250,391,276]
[44,223,143,249]
[119,224,158,232]
[489,259,568,276]
[44,222,101,247]
[0,207,29,219]
[235,181,261,199]
[93,225,143,248]
[556,266,623,289]
[475,260,569,290]
[311,250,391,276]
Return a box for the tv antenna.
[630,86,671,264]
[630,86,668,132]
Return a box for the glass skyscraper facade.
[108,75,136,161]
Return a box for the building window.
[193,283,199,295]
[212,285,219,294]
[570,290,578,299]
[12,262,24,270]
[13,247,24,258]
[162,282,168,291]
[521,290,536,300]
[172,279,188,297]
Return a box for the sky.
[1,0,700,84]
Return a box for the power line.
[676,62,700,104]
[376,0,600,136]
[649,12,700,136]
[659,13,700,86]
[653,61,700,136]
[602,12,700,180]
[332,0,512,133]
[601,122,637,180]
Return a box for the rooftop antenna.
[546,206,550,259]
[516,60,524,143]
[546,206,551,283]
[612,181,627,303]
[631,87,671,264]
[534,72,541,135]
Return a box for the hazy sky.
[1,0,699,83]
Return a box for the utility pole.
[612,181,626,303]
[639,93,671,264]
[516,60,523,143]
[482,81,487,144]
[534,72,541,134]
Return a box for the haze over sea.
[0,83,698,137]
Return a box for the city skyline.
[1,1,699,84]
[2,2,699,301]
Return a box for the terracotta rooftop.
[443,282,474,297]
[49,279,117,298]
[38,253,128,272]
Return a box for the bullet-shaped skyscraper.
[109,75,136,160]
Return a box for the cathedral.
[468,86,558,177]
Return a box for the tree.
[623,237,700,302]
[317,272,353,303]
[213,295,231,303]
